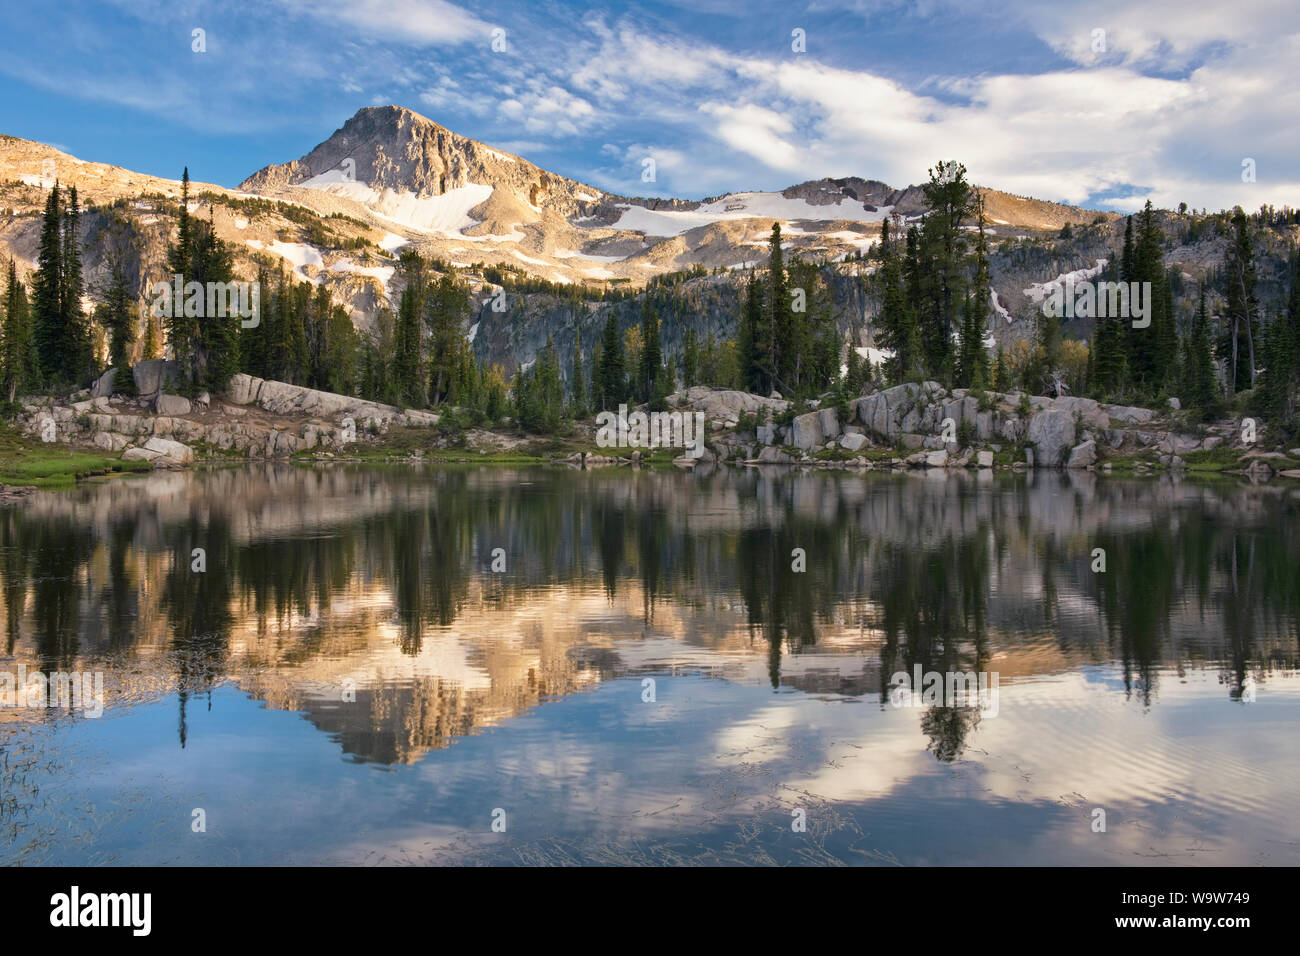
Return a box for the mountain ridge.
[9,106,1235,379]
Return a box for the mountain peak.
[239,104,533,198]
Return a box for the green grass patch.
[0,424,150,488]
[1099,454,1151,472]
[811,445,859,462]
[1181,445,1244,473]
[863,446,901,462]
[190,439,245,461]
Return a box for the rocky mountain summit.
[236,105,1112,291]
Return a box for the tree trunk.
[1230,316,1239,393]
[1244,307,1257,388]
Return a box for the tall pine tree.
[598,312,624,409]
[31,183,64,382]
[2,259,39,401]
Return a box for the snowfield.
[299,169,494,237]
[852,345,895,369]
[606,194,893,237]
[378,232,408,252]
[247,239,324,283]
[552,248,628,263]
[329,257,396,284]
[1022,259,1109,306]
[991,289,1013,324]
[823,229,877,250]
[511,249,550,267]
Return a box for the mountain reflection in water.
[1,464,1297,865]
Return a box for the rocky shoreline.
[8,361,1300,484]
[660,384,1300,481]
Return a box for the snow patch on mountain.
[823,229,877,250]
[853,345,895,369]
[330,258,395,283]
[299,169,494,237]
[1023,259,1109,306]
[552,249,627,263]
[247,239,324,283]
[991,289,1013,324]
[511,249,549,267]
[379,232,408,252]
[607,194,893,237]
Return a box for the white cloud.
[523,10,1300,209]
[283,0,490,46]
[498,82,596,136]
[698,103,804,173]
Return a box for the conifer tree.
[589,338,604,410]
[190,209,240,391]
[242,264,271,378]
[991,346,1007,392]
[392,251,427,406]
[956,210,991,388]
[31,182,91,384]
[740,273,767,393]
[1255,256,1298,431]
[876,215,919,384]
[1090,258,1128,397]
[425,271,471,405]
[640,295,662,402]
[322,300,359,396]
[1221,207,1258,392]
[1120,215,1135,283]
[31,183,63,382]
[165,169,199,381]
[59,185,91,379]
[2,259,39,401]
[766,223,791,392]
[787,258,838,394]
[844,334,865,395]
[98,255,136,370]
[1181,285,1218,415]
[598,312,624,409]
[515,336,566,433]
[917,160,974,381]
[681,326,699,389]
[570,328,587,416]
[1127,200,1174,394]
[142,309,162,361]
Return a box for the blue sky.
[1,0,1297,212]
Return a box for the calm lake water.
[2,463,1298,866]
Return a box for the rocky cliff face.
[241,105,605,221]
